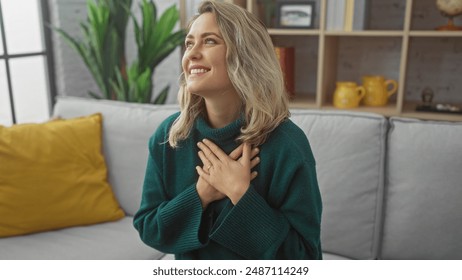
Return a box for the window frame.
[0,0,56,125]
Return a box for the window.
[0,0,55,126]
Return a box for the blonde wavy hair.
[168,0,289,148]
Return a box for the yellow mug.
[362,76,398,106]
[333,82,366,109]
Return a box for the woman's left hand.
[196,139,258,205]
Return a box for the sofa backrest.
[380,117,462,260]
[53,97,179,216]
[53,97,390,259]
[290,110,388,260]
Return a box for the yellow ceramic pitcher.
[333,82,366,109]
[362,76,398,106]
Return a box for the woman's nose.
[186,45,202,60]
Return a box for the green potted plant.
[55,0,184,103]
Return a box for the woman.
[133,1,322,260]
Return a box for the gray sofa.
[1,96,461,260]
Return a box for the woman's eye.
[185,41,194,48]
[205,38,216,45]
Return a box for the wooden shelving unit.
[180,0,462,122]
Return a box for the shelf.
[411,32,462,38]
[409,31,462,37]
[402,102,462,122]
[400,111,462,122]
[321,104,398,117]
[288,94,317,109]
[268,29,320,36]
[324,31,405,37]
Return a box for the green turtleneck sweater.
[133,113,322,259]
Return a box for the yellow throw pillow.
[0,113,124,237]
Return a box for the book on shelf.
[326,0,368,31]
[274,47,295,98]
[344,0,355,31]
[326,0,346,31]
[352,0,369,30]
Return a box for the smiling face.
[182,12,236,98]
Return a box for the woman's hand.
[196,139,260,205]
[196,175,225,209]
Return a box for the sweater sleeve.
[133,130,206,254]
[209,161,322,259]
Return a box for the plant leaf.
[155,5,179,45]
[153,85,169,104]
[88,91,102,99]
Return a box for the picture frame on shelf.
[275,0,315,29]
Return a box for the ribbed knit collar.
[195,115,244,144]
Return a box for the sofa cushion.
[52,97,179,216]
[0,113,124,237]
[290,110,387,260]
[381,117,462,259]
[0,217,163,260]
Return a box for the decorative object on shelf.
[435,0,462,30]
[416,87,462,114]
[275,0,315,29]
[274,47,295,99]
[54,0,184,103]
[421,87,435,105]
[361,75,398,106]
[333,81,366,109]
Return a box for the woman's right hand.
[196,143,260,209]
